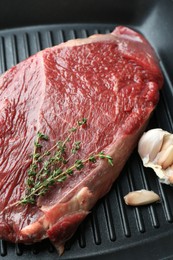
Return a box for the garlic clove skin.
[124,189,160,206]
[138,128,173,185]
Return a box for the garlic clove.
[161,134,173,151]
[138,128,173,185]
[124,189,160,206]
[138,128,168,162]
[155,145,173,170]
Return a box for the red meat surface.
[0,26,163,254]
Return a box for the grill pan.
[0,0,173,259]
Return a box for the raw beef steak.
[0,26,163,254]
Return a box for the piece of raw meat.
[0,26,163,254]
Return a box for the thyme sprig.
[3,118,113,209]
[24,118,88,204]
[20,151,113,205]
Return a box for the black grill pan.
[0,0,173,259]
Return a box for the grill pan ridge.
[0,3,173,259]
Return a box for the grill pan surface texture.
[0,0,173,259]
